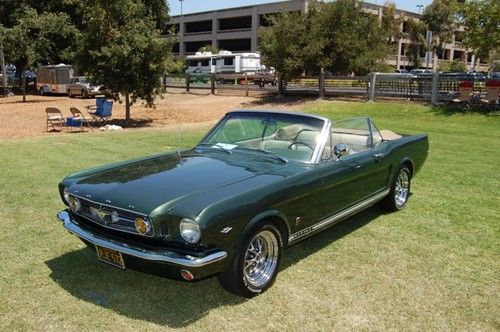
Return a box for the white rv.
[37,64,74,94]
[185,51,261,75]
[185,52,216,75]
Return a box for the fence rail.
[163,73,492,104]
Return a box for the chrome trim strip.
[57,211,227,267]
[70,193,149,216]
[74,211,155,238]
[288,189,390,243]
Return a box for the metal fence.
[163,73,490,104]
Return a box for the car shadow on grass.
[45,205,386,328]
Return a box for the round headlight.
[63,187,71,204]
[180,218,201,244]
[135,217,151,235]
[68,196,81,212]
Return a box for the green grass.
[0,101,498,331]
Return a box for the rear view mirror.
[333,143,348,159]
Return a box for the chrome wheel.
[243,230,279,288]
[394,169,410,208]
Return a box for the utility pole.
[179,0,184,16]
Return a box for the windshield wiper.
[197,143,232,154]
[237,146,288,163]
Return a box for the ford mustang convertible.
[57,110,428,297]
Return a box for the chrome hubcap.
[243,230,278,288]
[394,170,410,208]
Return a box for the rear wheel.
[381,165,411,211]
[218,222,283,297]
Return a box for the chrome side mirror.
[333,143,348,159]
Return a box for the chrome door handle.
[372,153,384,161]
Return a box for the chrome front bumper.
[57,210,227,268]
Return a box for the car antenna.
[176,123,182,161]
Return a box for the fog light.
[135,217,151,235]
[181,269,194,281]
[68,196,81,212]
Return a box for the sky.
[168,0,434,16]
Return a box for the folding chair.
[45,107,65,132]
[69,107,93,131]
[88,100,113,126]
[451,81,473,110]
[480,80,500,111]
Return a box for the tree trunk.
[0,40,7,97]
[21,66,26,102]
[278,75,284,96]
[125,92,131,126]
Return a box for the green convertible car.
[57,110,428,297]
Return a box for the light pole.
[416,4,423,14]
[179,0,184,16]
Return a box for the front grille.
[74,197,154,237]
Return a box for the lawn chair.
[86,96,106,111]
[480,80,500,111]
[45,107,65,132]
[88,100,113,126]
[451,81,473,110]
[68,107,93,131]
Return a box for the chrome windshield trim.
[57,211,227,267]
[288,189,390,243]
[311,119,331,164]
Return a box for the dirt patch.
[0,88,315,139]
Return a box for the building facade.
[168,0,487,71]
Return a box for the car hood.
[66,150,285,215]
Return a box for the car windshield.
[200,112,325,163]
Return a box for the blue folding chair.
[88,100,113,126]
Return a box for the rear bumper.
[57,210,227,280]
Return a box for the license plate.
[95,245,125,269]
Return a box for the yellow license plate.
[95,245,125,269]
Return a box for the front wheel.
[381,165,411,211]
[218,222,283,297]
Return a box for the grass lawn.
[0,101,498,331]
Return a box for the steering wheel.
[287,141,314,151]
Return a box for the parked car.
[57,110,429,297]
[66,76,101,98]
[409,69,433,76]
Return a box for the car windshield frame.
[198,111,330,164]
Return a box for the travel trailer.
[185,51,261,75]
[37,64,74,94]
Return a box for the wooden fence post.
[319,68,325,99]
[245,72,249,97]
[431,72,439,105]
[368,72,377,101]
[211,73,216,95]
[185,74,190,93]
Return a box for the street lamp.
[416,4,423,14]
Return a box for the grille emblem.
[90,207,118,226]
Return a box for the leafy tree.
[460,0,500,65]
[439,59,467,72]
[422,0,460,62]
[259,10,313,94]
[316,0,389,74]
[75,0,173,124]
[405,18,427,68]
[3,8,77,101]
[198,45,220,54]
